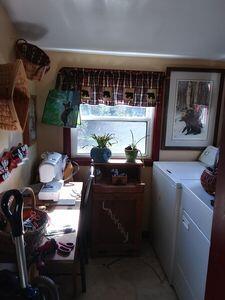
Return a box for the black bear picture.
[146,89,157,106]
[103,91,111,98]
[163,68,222,148]
[101,87,113,104]
[42,90,80,128]
[61,101,73,126]
[81,89,89,98]
[172,80,211,139]
[180,108,203,135]
[123,88,135,103]
[147,92,155,99]
[125,92,134,99]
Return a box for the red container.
[200,168,217,195]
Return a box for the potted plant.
[90,133,116,163]
[125,130,146,163]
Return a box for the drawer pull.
[182,215,189,230]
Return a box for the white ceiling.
[2,0,225,60]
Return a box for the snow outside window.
[71,104,155,158]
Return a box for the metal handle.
[182,214,190,230]
[1,189,24,237]
[1,190,29,289]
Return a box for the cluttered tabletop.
[0,182,83,264]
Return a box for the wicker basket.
[0,188,48,257]
[200,168,217,195]
[23,187,48,254]
[15,39,50,81]
[0,59,29,131]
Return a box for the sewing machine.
[38,152,67,201]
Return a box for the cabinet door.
[174,210,210,300]
[91,190,144,258]
[92,192,142,244]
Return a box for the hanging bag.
[0,59,30,131]
[42,89,81,128]
[15,39,50,81]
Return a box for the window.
[71,104,155,158]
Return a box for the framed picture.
[23,95,37,146]
[162,68,224,149]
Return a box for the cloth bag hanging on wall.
[42,89,80,128]
[0,59,30,131]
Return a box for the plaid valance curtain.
[56,67,165,107]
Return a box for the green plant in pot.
[125,130,146,163]
[90,133,116,163]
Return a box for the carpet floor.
[55,240,178,300]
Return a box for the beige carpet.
[56,241,178,300]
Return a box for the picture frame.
[162,67,224,150]
[23,95,37,146]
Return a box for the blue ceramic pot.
[90,147,112,163]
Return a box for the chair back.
[81,164,94,209]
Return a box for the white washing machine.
[152,146,217,283]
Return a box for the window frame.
[63,101,162,166]
[71,106,154,158]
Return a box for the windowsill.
[72,156,153,167]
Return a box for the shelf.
[93,159,143,185]
[93,158,143,167]
[93,182,145,193]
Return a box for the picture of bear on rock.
[180,108,203,135]
[173,80,211,138]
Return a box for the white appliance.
[174,180,214,300]
[152,145,217,283]
[38,152,67,201]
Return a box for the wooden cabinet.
[91,159,145,256]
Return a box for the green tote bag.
[42,89,80,128]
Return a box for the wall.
[37,50,225,157]
[0,6,37,193]
[36,50,225,230]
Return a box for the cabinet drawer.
[174,210,210,300]
[181,187,213,240]
[93,183,145,193]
